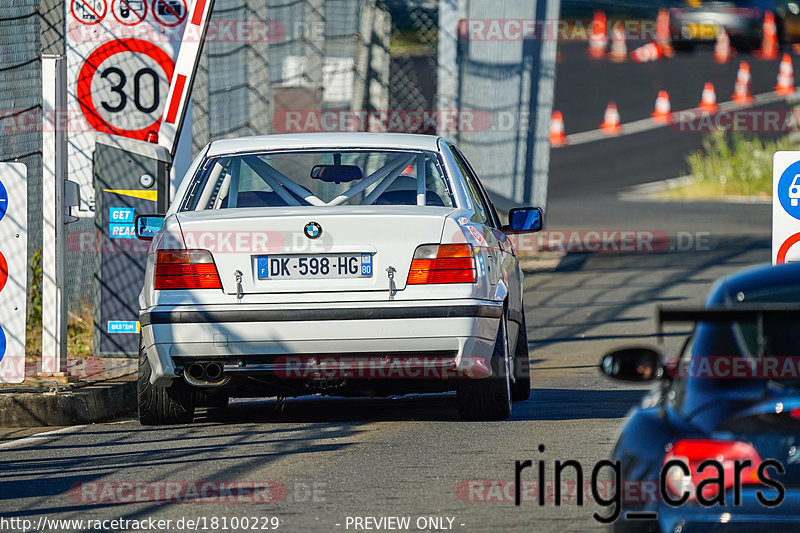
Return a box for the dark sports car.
[601,262,800,532]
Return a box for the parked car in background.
[670,0,775,50]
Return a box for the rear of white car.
[136,133,540,424]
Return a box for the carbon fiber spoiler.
[656,305,800,338]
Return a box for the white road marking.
[560,89,794,147]
[0,425,87,450]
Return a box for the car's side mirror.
[599,347,663,382]
[135,214,165,240]
[505,207,543,233]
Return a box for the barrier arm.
[158,0,216,157]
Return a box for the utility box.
[93,133,171,356]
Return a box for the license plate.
[685,23,716,40]
[256,254,373,280]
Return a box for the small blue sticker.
[257,256,269,278]
[0,324,6,363]
[107,321,140,333]
[0,180,7,223]
[109,207,135,223]
[360,254,372,276]
[109,223,136,239]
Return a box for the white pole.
[41,54,69,379]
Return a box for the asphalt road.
[551,42,794,192]
[554,41,791,134]
[0,198,772,533]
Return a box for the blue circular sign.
[778,161,800,221]
[0,325,6,364]
[0,180,7,223]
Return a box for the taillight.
[407,244,476,284]
[154,249,222,290]
[663,439,764,501]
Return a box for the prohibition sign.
[151,0,187,27]
[776,232,800,264]
[0,251,7,294]
[77,38,175,139]
[71,0,107,25]
[112,0,147,26]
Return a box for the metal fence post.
[40,54,69,379]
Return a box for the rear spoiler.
[657,304,800,343]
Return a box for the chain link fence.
[0,2,43,264]
[2,0,555,357]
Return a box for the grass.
[390,28,437,56]
[25,249,93,363]
[660,131,797,200]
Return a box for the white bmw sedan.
[135,133,542,424]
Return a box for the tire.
[137,337,195,425]
[511,314,531,402]
[457,313,512,421]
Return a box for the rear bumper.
[140,300,503,386]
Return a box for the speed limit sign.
[76,38,174,138]
[66,0,186,216]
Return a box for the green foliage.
[25,248,42,359]
[24,248,93,359]
[686,131,796,197]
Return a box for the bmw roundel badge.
[304,221,322,239]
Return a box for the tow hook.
[234,270,243,301]
[386,265,396,300]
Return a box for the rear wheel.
[511,314,531,402]
[457,314,512,420]
[137,337,195,425]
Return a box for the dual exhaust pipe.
[184,362,230,387]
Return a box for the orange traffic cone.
[652,90,671,123]
[631,42,663,63]
[601,102,621,134]
[699,82,717,112]
[655,8,674,57]
[732,62,753,105]
[588,11,607,59]
[714,28,732,64]
[609,25,627,62]
[757,12,779,60]
[776,54,795,95]
[550,111,567,146]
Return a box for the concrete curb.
[0,380,136,427]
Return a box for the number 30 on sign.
[77,38,175,139]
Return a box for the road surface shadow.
[201,394,463,423]
[196,386,647,424]
[512,388,648,421]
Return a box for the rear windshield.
[180,149,455,211]
[693,318,800,390]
